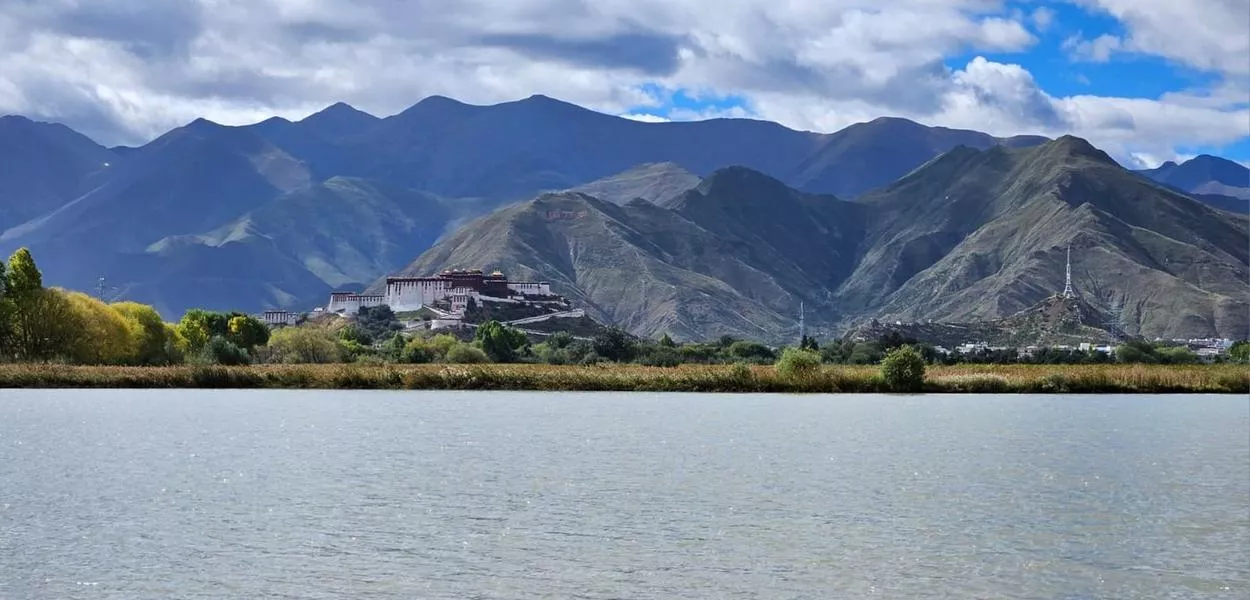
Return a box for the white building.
[327,269,556,315]
[260,310,299,326]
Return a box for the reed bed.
[0,363,1244,393]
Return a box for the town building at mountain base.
[326,269,557,317]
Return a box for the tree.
[1115,340,1158,364]
[658,333,676,348]
[475,320,528,363]
[881,345,926,392]
[176,309,229,354]
[0,258,11,354]
[63,291,135,364]
[775,347,822,379]
[228,315,270,350]
[348,306,402,345]
[727,340,776,363]
[593,327,637,363]
[112,302,178,365]
[446,343,489,364]
[799,335,819,352]
[5,288,78,362]
[264,327,343,364]
[197,336,250,366]
[6,248,42,298]
[1230,340,1250,364]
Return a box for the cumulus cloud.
[0,0,1244,166]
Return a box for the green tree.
[475,320,528,362]
[775,347,822,379]
[176,309,229,354]
[658,333,676,348]
[2,250,81,361]
[228,315,270,350]
[592,327,637,363]
[6,248,42,297]
[196,336,250,366]
[881,345,926,392]
[727,340,776,363]
[112,302,178,365]
[799,335,819,352]
[63,291,135,364]
[1230,341,1250,364]
[6,288,79,362]
[264,327,343,364]
[446,342,489,364]
[1115,340,1158,364]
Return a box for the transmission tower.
[97,277,107,299]
[1105,297,1125,339]
[798,301,806,345]
[1062,245,1075,299]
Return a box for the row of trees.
[0,249,183,365]
[1,245,1245,367]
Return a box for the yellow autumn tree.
[62,291,137,364]
[111,302,179,365]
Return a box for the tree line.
[1,247,1244,367]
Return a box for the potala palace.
[326,269,557,315]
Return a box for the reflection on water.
[1,391,1246,598]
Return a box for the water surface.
[1,391,1246,598]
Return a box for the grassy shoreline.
[0,363,1245,393]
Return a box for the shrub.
[727,340,776,363]
[592,327,637,362]
[881,345,926,392]
[776,348,822,379]
[475,320,528,363]
[637,346,682,367]
[445,343,489,364]
[265,327,343,364]
[197,336,251,366]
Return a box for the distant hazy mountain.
[0,116,115,230]
[400,137,1248,341]
[136,177,452,316]
[250,94,1050,204]
[790,116,1049,198]
[1138,155,1249,213]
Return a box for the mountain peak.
[303,101,375,121]
[693,165,798,202]
[1040,135,1116,165]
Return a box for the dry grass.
[0,363,1245,393]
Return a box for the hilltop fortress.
[326,269,555,315]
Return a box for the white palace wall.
[385,278,456,312]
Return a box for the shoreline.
[0,364,1245,394]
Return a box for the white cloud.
[1030,6,1056,31]
[0,0,1243,166]
[1063,33,1123,62]
[619,113,671,123]
[1074,0,1250,75]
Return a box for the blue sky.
[1,0,1246,168]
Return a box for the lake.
[0,391,1246,599]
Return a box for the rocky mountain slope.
[0,116,115,230]
[401,137,1248,342]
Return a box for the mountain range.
[393,137,1248,341]
[1137,155,1249,214]
[0,95,1245,341]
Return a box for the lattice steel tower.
[1062,245,1075,299]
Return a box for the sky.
[0,0,1246,168]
